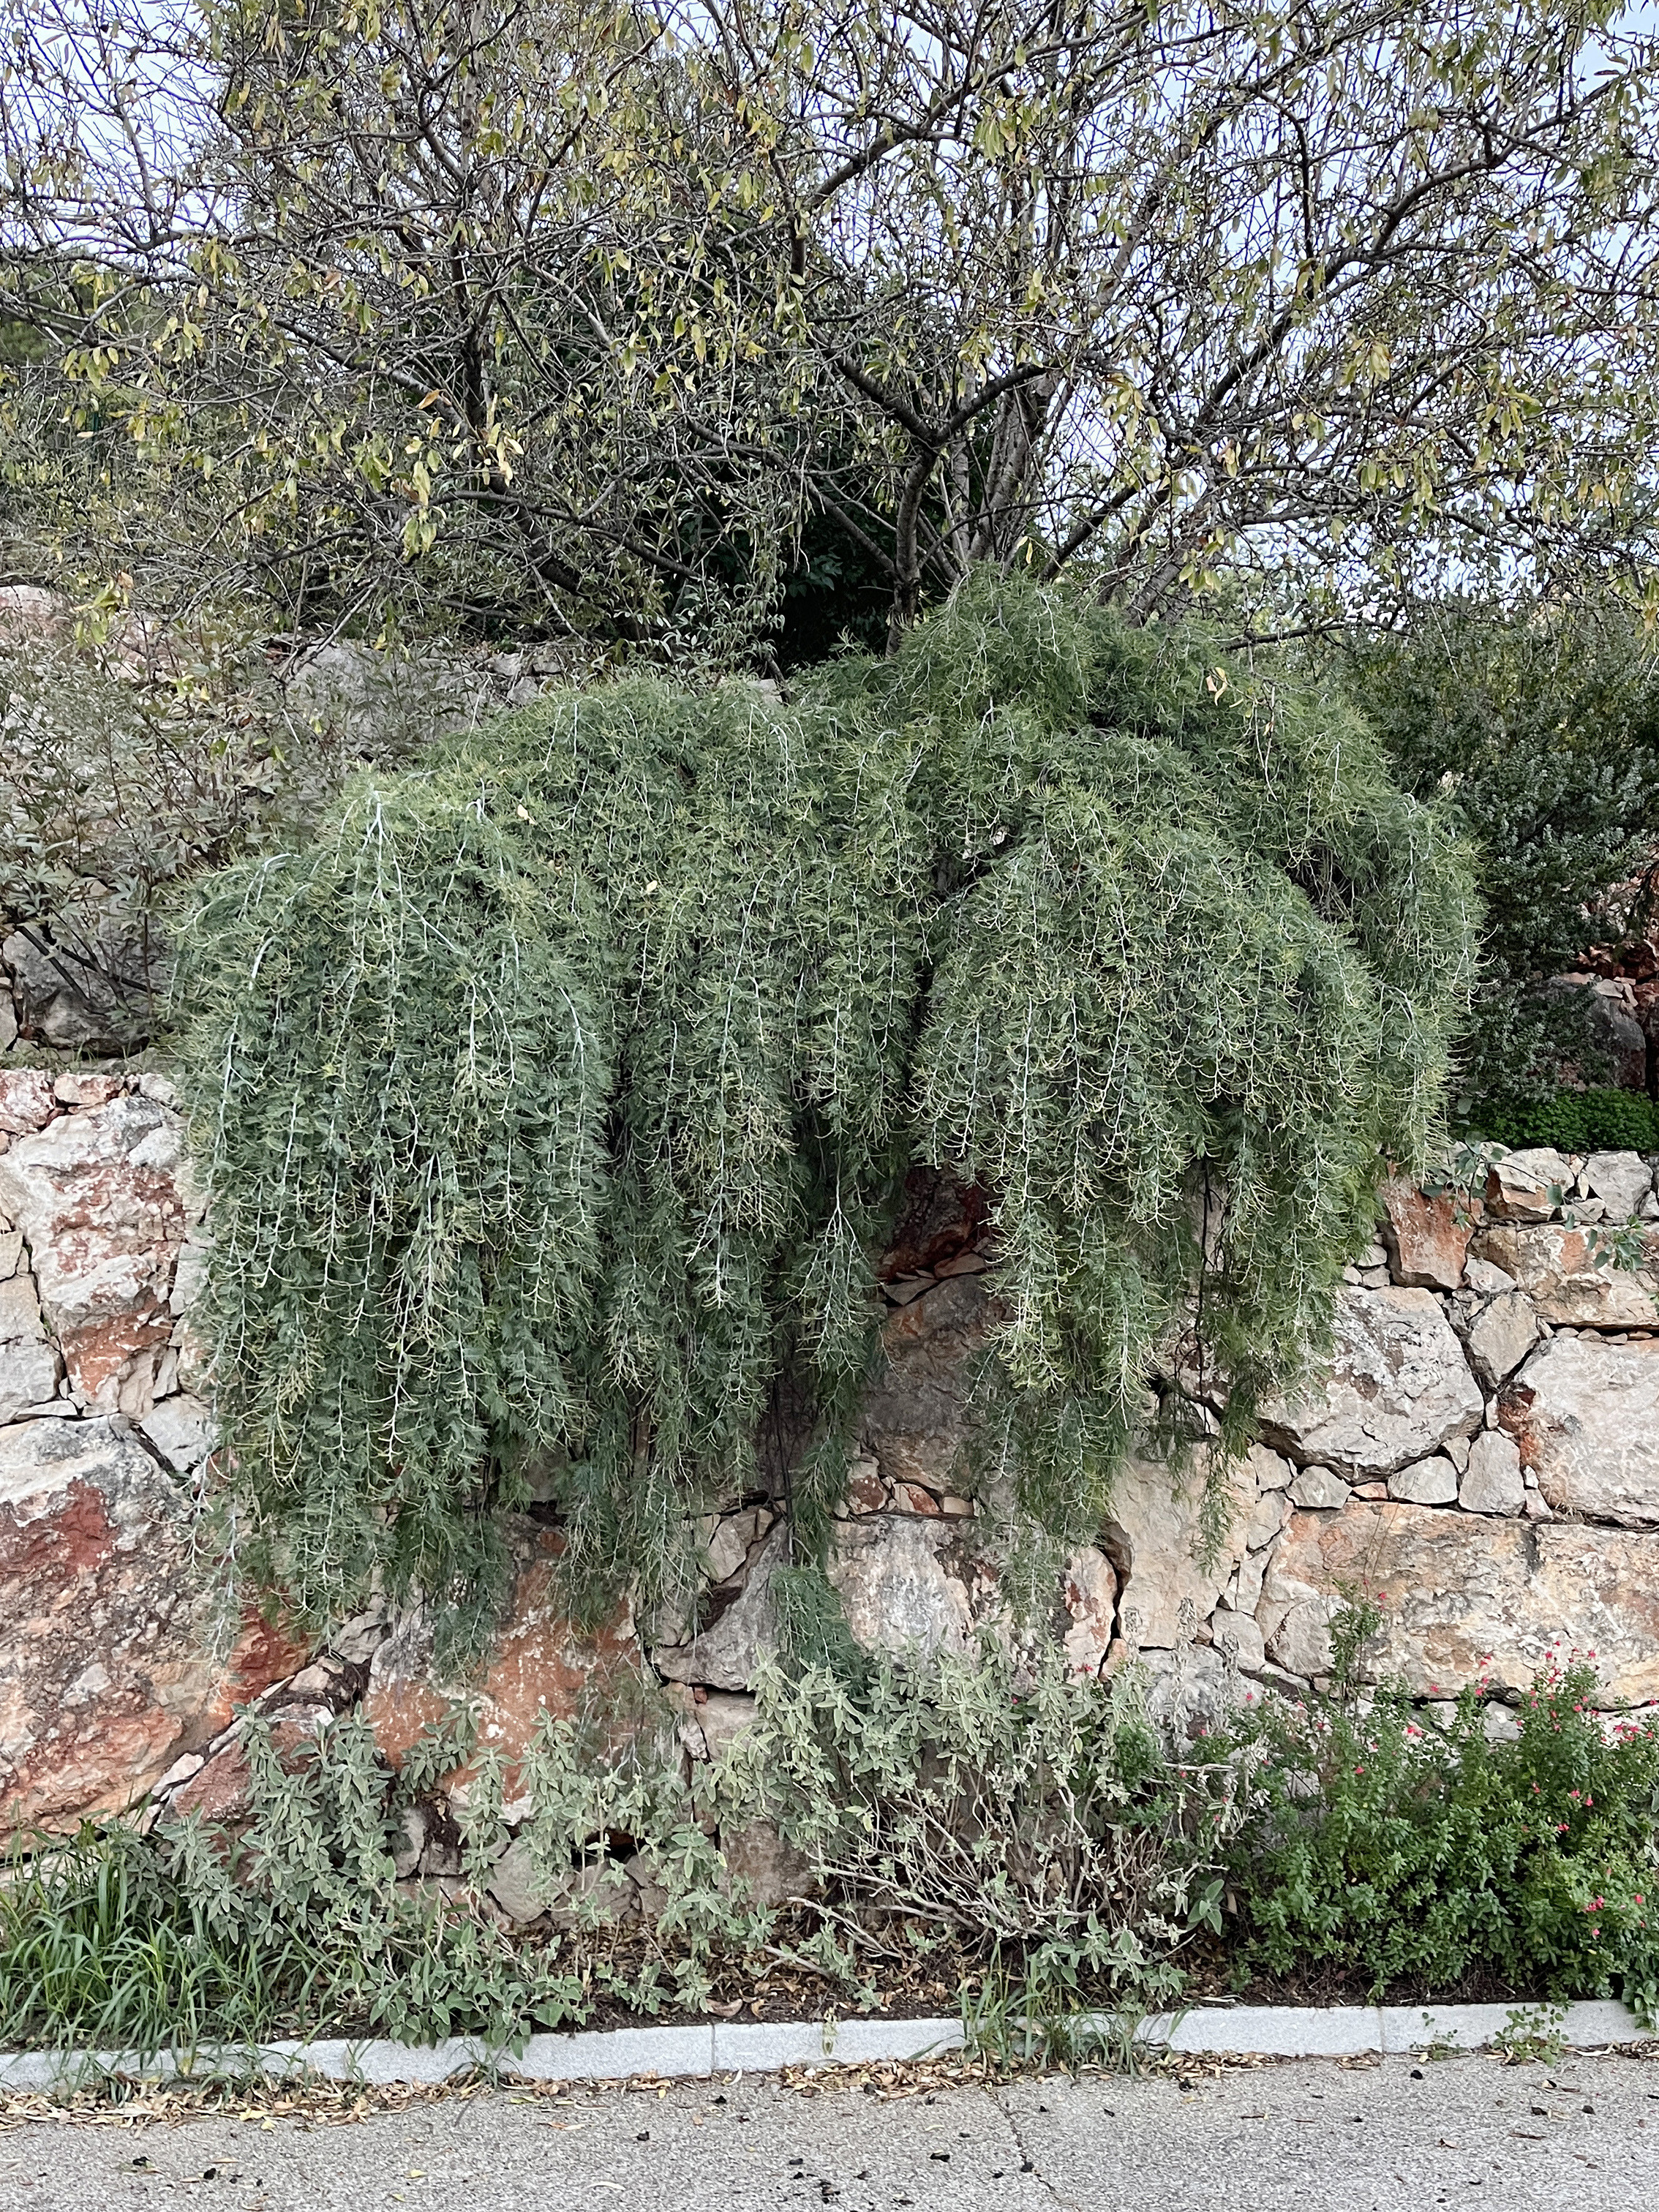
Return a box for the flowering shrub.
[1227,1630,1659,2018]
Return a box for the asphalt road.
[4,2049,1658,2212]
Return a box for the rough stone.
[827,1516,976,1660]
[1470,1223,1659,1331]
[695,1691,757,1761]
[1387,1456,1459,1505]
[1058,1546,1118,1678]
[1105,1456,1248,1649]
[1459,1429,1526,1516]
[1509,1333,1659,1526]
[0,1071,55,1136]
[138,1392,217,1473]
[1582,1152,1655,1224]
[1245,1486,1290,1549]
[653,1525,788,1692]
[1463,1255,1517,1294]
[1485,1148,1573,1223]
[857,1273,991,1494]
[364,1524,642,1810]
[0,1271,60,1422]
[1378,1178,1471,1290]
[1,919,158,1056]
[1209,1611,1266,1674]
[0,1417,304,1828]
[1257,1286,1484,1476]
[720,1819,819,1909]
[1462,1290,1540,1387]
[1288,1464,1350,1511]
[1260,1502,1659,1704]
[0,1094,191,1407]
[486,1836,554,1924]
[1245,1443,1293,1491]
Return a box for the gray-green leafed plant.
[177,574,1474,1640]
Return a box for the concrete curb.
[1,1999,1649,2092]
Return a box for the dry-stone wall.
[7,1106,1659,1864]
[0,1069,306,1828]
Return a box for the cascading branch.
[178,575,1475,1644]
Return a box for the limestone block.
[857,1274,991,1493]
[1484,1148,1573,1222]
[365,1524,642,1807]
[652,1525,789,1691]
[0,1094,189,1407]
[1462,1290,1540,1387]
[0,1271,59,1421]
[138,1392,217,1474]
[1510,1334,1659,1525]
[827,1516,975,1660]
[1105,1457,1247,1649]
[1257,1287,1483,1477]
[1582,1152,1655,1224]
[1210,1611,1266,1674]
[696,1691,758,1761]
[1245,1443,1293,1491]
[1246,1486,1291,1549]
[1388,1456,1459,1505]
[1289,1464,1351,1510]
[1470,1224,1659,1330]
[1260,1502,1659,1704]
[1378,1178,1471,1290]
[1459,1429,1525,1516]
[1058,1546,1118,1678]
[0,1416,304,1829]
[0,1071,55,1136]
[719,1819,819,1908]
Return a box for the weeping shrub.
[177,573,1474,1639]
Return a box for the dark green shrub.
[1227,1633,1659,2017]
[1468,1087,1659,1155]
[1350,603,1659,1120]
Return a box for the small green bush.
[742,1639,1241,2036]
[1464,1087,1659,1156]
[1226,1628,1659,2017]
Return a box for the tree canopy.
[178,578,1473,1637]
[1,1,1655,656]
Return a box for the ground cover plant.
[0,1642,1237,2058]
[177,574,1473,1647]
[1223,1605,1659,2020]
[4,1635,1655,2062]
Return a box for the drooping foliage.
[178,576,1474,1639]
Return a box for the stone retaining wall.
[6,1084,1659,1840]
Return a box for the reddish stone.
[895,1483,941,1515]
[842,1462,887,1514]
[168,1714,326,1826]
[362,1525,642,1810]
[1378,1177,1472,1291]
[0,1070,56,1137]
[0,1418,306,1831]
[876,1167,994,1282]
[52,1074,127,1110]
[0,1093,189,1407]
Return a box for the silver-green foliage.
[178,573,1473,1635]
[0,1640,1236,2055]
[734,1642,1244,2023]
